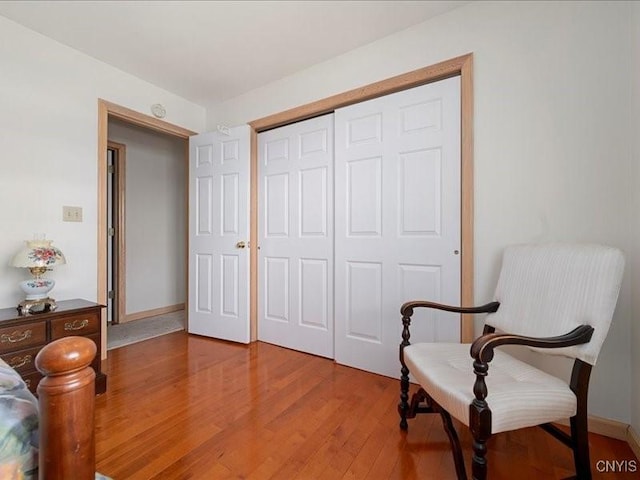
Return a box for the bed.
[0,336,107,479]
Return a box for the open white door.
[188,126,250,343]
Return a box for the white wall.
[0,16,205,310]
[108,120,186,315]
[208,1,636,423]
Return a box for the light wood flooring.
[95,331,638,479]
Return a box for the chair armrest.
[468,324,595,438]
[470,325,594,363]
[401,300,500,317]
[400,301,500,356]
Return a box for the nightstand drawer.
[51,313,100,339]
[0,322,46,353]
[1,345,40,374]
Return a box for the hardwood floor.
[95,331,638,479]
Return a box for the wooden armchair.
[398,244,625,480]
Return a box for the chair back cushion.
[486,243,624,365]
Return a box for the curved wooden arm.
[470,324,594,363]
[401,300,500,317]
[36,336,97,480]
[400,301,499,350]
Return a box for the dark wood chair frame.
[398,300,596,480]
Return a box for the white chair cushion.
[404,343,577,434]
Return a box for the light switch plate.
[63,206,83,222]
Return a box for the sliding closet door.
[334,77,461,378]
[258,114,334,358]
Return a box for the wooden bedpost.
[35,336,96,480]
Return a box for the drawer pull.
[64,319,89,331]
[25,379,31,388]
[9,354,33,369]
[1,329,32,344]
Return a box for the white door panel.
[188,126,250,343]
[258,114,334,358]
[334,77,461,378]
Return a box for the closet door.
[334,77,461,378]
[258,114,334,358]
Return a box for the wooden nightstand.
[0,299,107,395]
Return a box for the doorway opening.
[97,100,196,361]
[107,118,188,324]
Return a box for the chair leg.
[398,384,467,479]
[567,358,593,479]
[570,411,592,480]
[399,383,431,429]
[438,407,468,480]
[399,363,410,430]
[470,422,490,480]
[470,360,491,480]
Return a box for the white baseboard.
[121,303,184,323]
[628,425,640,461]
[587,414,629,441]
[556,414,627,441]
[555,415,639,460]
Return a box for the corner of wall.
[628,425,640,461]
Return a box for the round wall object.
[151,104,166,118]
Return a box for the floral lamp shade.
[11,238,66,314]
[11,240,66,270]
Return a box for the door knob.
[236,241,246,249]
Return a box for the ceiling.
[0,1,468,105]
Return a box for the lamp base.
[17,297,58,316]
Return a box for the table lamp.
[11,236,66,314]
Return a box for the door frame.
[107,140,126,325]
[248,53,475,342]
[97,100,196,360]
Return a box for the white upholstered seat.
[404,343,577,434]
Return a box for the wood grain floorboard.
[95,331,638,479]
